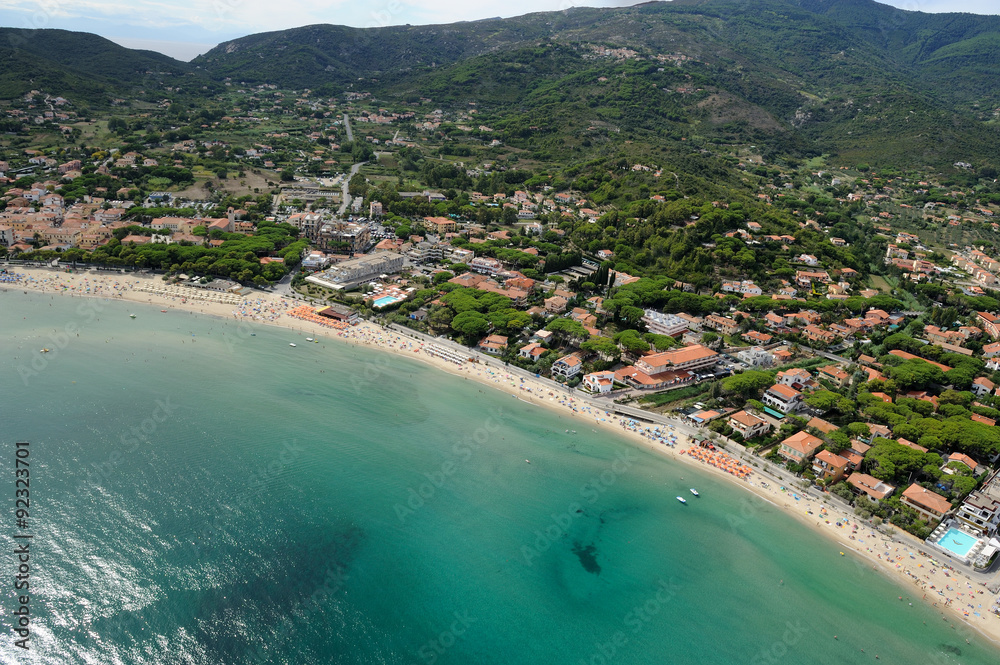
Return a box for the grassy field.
[174,167,275,198]
[868,275,892,293]
[777,357,829,372]
[639,382,712,408]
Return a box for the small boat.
[676,496,687,504]
[40,348,50,353]
[129,314,136,319]
[690,489,700,497]
[250,333,256,336]
[306,337,314,342]
[289,343,297,347]
[161,309,167,313]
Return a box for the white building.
[954,469,1000,537]
[407,242,444,264]
[642,309,688,337]
[552,354,583,379]
[301,251,331,271]
[720,280,762,296]
[762,384,802,413]
[470,257,502,276]
[306,252,404,290]
[737,347,774,368]
[583,371,616,394]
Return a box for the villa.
[519,342,546,362]
[727,410,771,440]
[742,330,773,345]
[812,450,849,483]
[762,384,803,414]
[847,473,895,502]
[552,354,583,379]
[776,367,812,389]
[900,484,952,523]
[583,371,616,394]
[817,364,850,389]
[736,347,774,368]
[477,334,508,355]
[777,431,823,463]
[704,314,739,336]
[945,453,982,475]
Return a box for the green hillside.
[2,0,999,166]
[0,28,205,105]
[184,0,1000,166]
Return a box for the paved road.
[271,272,295,297]
[338,161,365,216]
[343,114,353,142]
[335,114,362,215]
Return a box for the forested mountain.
[188,0,1000,165]
[3,0,1000,166]
[192,0,1000,110]
[0,29,205,104]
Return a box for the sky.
[0,0,997,61]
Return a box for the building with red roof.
[900,484,952,522]
[778,431,823,463]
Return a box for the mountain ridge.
[2,0,999,167]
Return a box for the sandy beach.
[4,265,1000,648]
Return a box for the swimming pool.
[373,296,401,308]
[936,527,978,558]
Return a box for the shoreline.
[4,265,999,647]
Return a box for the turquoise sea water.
[1,291,996,665]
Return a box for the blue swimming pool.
[936,528,978,558]
[373,296,401,308]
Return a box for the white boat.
[289,343,297,347]
[690,489,700,497]
[676,496,687,504]
[306,337,314,342]
[129,313,136,319]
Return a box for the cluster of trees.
[855,386,1000,461]
[871,338,984,390]
[421,287,534,343]
[603,278,727,321]
[19,221,303,286]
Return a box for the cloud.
[109,37,217,60]
[0,0,633,36]
[877,0,998,14]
